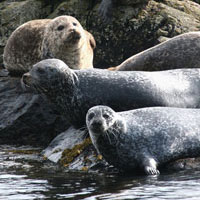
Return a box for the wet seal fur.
[109,32,200,71]
[3,15,96,76]
[22,58,200,128]
[86,105,200,175]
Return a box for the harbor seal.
[22,58,200,128]
[86,105,200,175]
[98,0,114,22]
[109,32,200,71]
[3,15,95,76]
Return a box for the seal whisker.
[104,131,112,145]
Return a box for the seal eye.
[73,22,77,26]
[37,68,45,74]
[103,114,110,119]
[88,112,95,120]
[57,25,64,31]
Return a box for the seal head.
[86,105,126,153]
[22,59,77,102]
[41,16,96,70]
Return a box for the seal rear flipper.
[141,156,160,175]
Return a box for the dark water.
[1,145,200,200]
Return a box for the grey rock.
[0,69,68,146]
[43,126,113,172]
[43,126,88,163]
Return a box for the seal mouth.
[90,122,106,133]
[67,31,81,43]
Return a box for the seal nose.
[69,28,76,33]
[22,73,31,85]
[93,120,102,127]
[91,120,103,131]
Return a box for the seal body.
[110,32,200,71]
[22,58,200,128]
[3,16,95,76]
[86,105,200,175]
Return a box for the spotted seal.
[86,105,200,175]
[3,15,96,76]
[109,32,200,71]
[22,58,200,128]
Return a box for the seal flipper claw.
[141,156,159,175]
[145,166,160,175]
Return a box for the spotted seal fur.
[109,32,200,71]
[3,15,95,76]
[86,105,200,175]
[22,58,200,128]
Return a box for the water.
[1,145,200,200]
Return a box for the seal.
[21,58,200,128]
[109,32,200,71]
[86,105,200,175]
[98,0,114,22]
[3,15,96,76]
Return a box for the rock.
[86,0,200,68]
[2,0,200,68]
[2,0,200,172]
[43,126,88,163]
[0,68,69,146]
[43,126,114,172]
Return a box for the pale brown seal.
[3,15,96,76]
[86,105,200,175]
[109,32,200,71]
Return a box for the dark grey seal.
[109,32,200,71]
[22,58,200,128]
[86,105,200,175]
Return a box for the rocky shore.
[1,0,200,172]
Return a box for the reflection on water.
[0,145,200,200]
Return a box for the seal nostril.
[69,28,75,33]
[22,74,31,85]
[93,120,103,127]
[22,74,28,84]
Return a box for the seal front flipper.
[141,156,160,175]
[98,0,113,22]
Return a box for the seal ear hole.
[57,25,64,31]
[88,112,95,120]
[73,22,77,26]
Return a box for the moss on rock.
[59,137,92,166]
